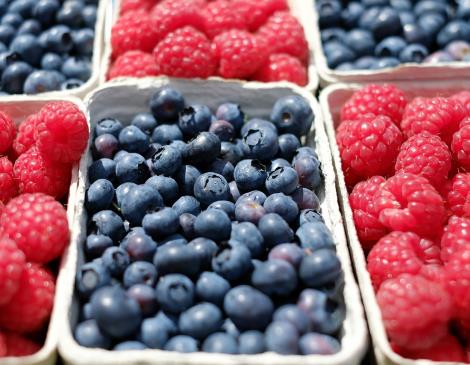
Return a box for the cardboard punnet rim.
[319,82,469,365]
[99,0,319,93]
[0,95,88,365]
[57,77,368,365]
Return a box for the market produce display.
[316,0,470,70]
[0,101,88,356]
[73,87,346,355]
[108,0,309,86]
[335,84,470,362]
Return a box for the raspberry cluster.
[337,84,470,362]
[108,0,308,86]
[0,101,88,357]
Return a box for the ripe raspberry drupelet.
[108,51,158,80]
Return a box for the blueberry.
[123,261,158,288]
[179,302,223,340]
[179,213,197,239]
[274,305,310,334]
[230,222,264,258]
[91,210,125,241]
[149,87,185,123]
[1,62,32,94]
[391,0,412,10]
[251,259,297,296]
[229,181,240,201]
[299,209,324,225]
[293,154,321,190]
[56,0,83,28]
[418,13,446,38]
[175,165,201,195]
[236,190,267,206]
[42,25,74,52]
[154,242,200,277]
[317,0,342,28]
[299,333,341,355]
[151,124,183,144]
[208,159,234,181]
[9,0,35,17]
[375,36,407,57]
[299,249,342,287]
[172,195,201,216]
[361,0,389,6]
[341,2,364,28]
[85,179,114,213]
[296,222,335,250]
[208,200,235,219]
[277,133,300,161]
[209,119,235,142]
[239,331,265,354]
[120,229,157,262]
[403,23,430,46]
[323,41,356,69]
[293,146,318,161]
[2,13,23,27]
[221,318,240,338]
[233,159,267,191]
[355,56,378,69]
[115,153,150,184]
[212,243,252,282]
[240,118,276,137]
[446,41,470,60]
[234,201,266,224]
[154,310,179,335]
[179,104,212,136]
[263,193,299,224]
[85,234,113,259]
[424,50,454,63]
[74,319,111,349]
[185,131,221,166]
[369,7,402,39]
[336,62,355,71]
[127,284,158,317]
[242,126,279,161]
[0,26,14,48]
[101,247,130,277]
[113,341,147,350]
[160,234,187,247]
[188,238,218,270]
[156,274,194,314]
[93,133,118,159]
[118,125,149,154]
[169,140,188,158]
[398,10,416,25]
[115,182,136,207]
[258,213,294,247]
[265,321,299,354]
[33,0,60,26]
[269,158,290,172]
[268,243,304,268]
[291,187,321,210]
[216,103,244,132]
[138,316,170,349]
[90,286,142,339]
[73,28,94,55]
[61,56,91,81]
[437,20,470,48]
[164,335,198,353]
[266,166,299,195]
[271,95,313,137]
[150,145,182,176]
[76,261,111,299]
[142,207,179,238]
[23,69,63,94]
[121,184,163,226]
[372,57,400,69]
[414,0,449,18]
[345,29,375,56]
[457,0,470,20]
[202,333,238,354]
[399,44,429,63]
[145,176,179,205]
[320,27,347,43]
[194,209,231,241]
[18,20,42,35]
[95,118,122,138]
[193,172,230,206]
[195,271,230,306]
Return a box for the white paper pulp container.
[57,77,367,365]
[100,0,319,92]
[320,82,470,365]
[0,96,87,365]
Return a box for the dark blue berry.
[123,261,158,288]
[156,274,194,314]
[85,179,114,213]
[101,247,130,277]
[115,153,150,184]
[145,176,179,205]
[179,104,212,136]
[172,195,201,216]
[142,207,179,238]
[271,95,313,137]
[188,237,218,270]
[95,118,123,138]
[127,284,158,317]
[1,61,32,94]
[90,210,125,242]
[193,172,230,206]
[273,304,310,334]
[251,259,297,296]
[185,131,220,166]
[139,316,170,349]
[164,336,198,353]
[202,333,238,354]
[76,261,111,299]
[233,159,267,192]
[299,249,342,287]
[154,242,200,277]
[149,87,185,123]
[151,124,183,144]
[74,319,111,349]
[208,200,235,219]
[216,103,244,132]
[230,221,264,258]
[150,145,182,176]
[299,333,341,355]
[195,271,230,306]
[121,184,163,226]
[242,126,278,161]
[120,229,157,263]
[268,243,304,268]
[212,243,252,282]
[234,201,266,224]
[296,221,335,250]
[93,133,118,159]
[85,234,113,259]
[238,331,265,354]
[258,213,294,247]
[179,302,223,340]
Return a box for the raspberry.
[36,101,89,164]
[0,238,25,306]
[111,11,160,58]
[0,111,16,154]
[377,274,453,350]
[446,173,470,217]
[153,26,217,79]
[374,173,446,238]
[202,0,248,39]
[420,264,447,286]
[349,176,387,249]
[233,0,287,31]
[336,114,403,185]
[11,114,38,157]
[0,332,6,357]
[340,84,407,125]
[441,216,470,262]
[108,51,158,80]
[14,147,71,199]
[0,157,17,203]
[451,90,470,115]
[4,332,41,357]
[367,231,441,290]
[401,96,466,144]
[393,333,466,362]
[0,263,55,333]
[395,132,452,189]
[120,0,155,14]
[212,29,268,79]
[252,53,307,86]
[0,193,69,263]
[257,11,308,63]
[451,117,470,171]
[445,248,470,324]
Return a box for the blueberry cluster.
[74,88,345,355]
[317,0,470,70]
[0,0,97,95]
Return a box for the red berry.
[401,96,466,144]
[108,50,158,80]
[11,114,38,157]
[212,29,268,79]
[111,11,160,58]
[374,173,446,238]
[340,84,407,125]
[0,193,69,263]
[232,0,287,31]
[445,247,470,325]
[377,274,453,350]
[257,11,308,63]
[4,332,41,357]
[441,216,470,262]
[120,0,155,14]
[36,101,89,164]
[153,26,217,79]
[367,231,441,290]
[252,53,307,86]
[14,147,71,199]
[349,176,387,249]
[451,116,470,171]
[451,90,470,115]
[0,238,25,306]
[0,157,17,203]
[202,0,248,39]
[395,132,452,189]
[0,263,55,333]
[336,114,403,185]
[0,332,6,357]
[0,111,16,155]
[446,173,470,218]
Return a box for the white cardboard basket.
[310,0,470,87]
[57,77,368,365]
[320,82,470,365]
[99,0,319,92]
[0,96,87,365]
